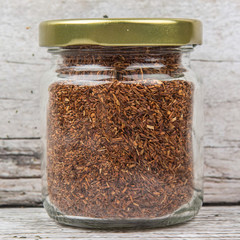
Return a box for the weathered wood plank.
[0,98,40,139]
[1,146,240,206]
[0,179,42,206]
[1,174,239,206]
[2,145,237,179]
[204,147,240,180]
[192,62,240,148]
[0,139,40,156]
[204,177,240,203]
[0,207,239,239]
[0,156,40,178]
[0,139,40,178]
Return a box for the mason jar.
[39,18,203,229]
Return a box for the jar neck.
[49,45,193,79]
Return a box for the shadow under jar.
[39,18,203,229]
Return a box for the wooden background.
[1,0,240,207]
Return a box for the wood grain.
[0,179,42,206]
[0,207,239,239]
[0,0,240,206]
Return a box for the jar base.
[43,192,203,229]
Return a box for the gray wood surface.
[1,0,240,206]
[0,206,240,239]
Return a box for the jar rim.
[39,18,202,47]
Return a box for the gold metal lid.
[39,18,202,47]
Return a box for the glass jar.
[39,18,203,229]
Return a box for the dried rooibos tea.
[47,47,194,219]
